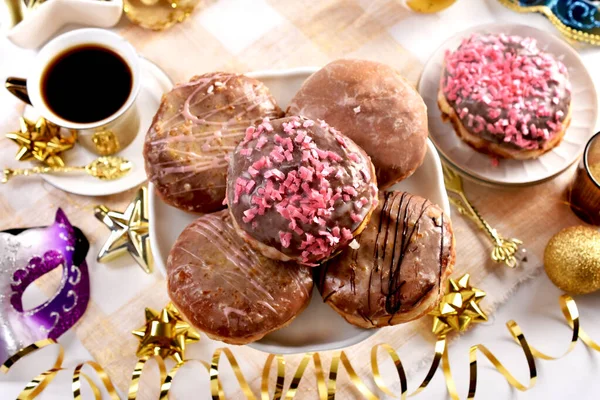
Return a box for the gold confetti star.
[429,273,487,337]
[132,302,200,363]
[95,186,153,274]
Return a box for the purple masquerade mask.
[0,209,90,364]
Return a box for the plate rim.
[418,22,599,187]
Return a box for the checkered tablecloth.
[1,0,599,398]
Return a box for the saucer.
[419,23,598,186]
[22,57,172,197]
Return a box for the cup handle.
[5,77,31,105]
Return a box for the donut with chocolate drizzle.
[438,33,572,160]
[226,116,378,266]
[317,191,455,328]
[144,73,283,213]
[167,211,313,345]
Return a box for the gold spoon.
[442,163,526,268]
[2,156,132,183]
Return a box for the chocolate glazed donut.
[438,33,571,160]
[226,116,378,266]
[288,59,428,189]
[144,72,283,213]
[317,191,455,328]
[167,211,313,345]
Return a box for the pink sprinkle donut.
[226,116,378,266]
[438,33,572,160]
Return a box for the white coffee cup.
[6,28,141,155]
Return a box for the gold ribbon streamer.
[72,361,119,400]
[261,352,327,400]
[1,295,596,399]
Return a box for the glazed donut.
[226,116,378,266]
[317,191,455,328]
[438,33,572,159]
[287,59,428,189]
[144,72,283,213]
[167,211,313,345]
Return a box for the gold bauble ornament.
[544,226,600,294]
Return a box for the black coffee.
[41,45,132,124]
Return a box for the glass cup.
[569,131,600,225]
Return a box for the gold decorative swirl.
[0,295,594,399]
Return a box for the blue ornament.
[500,0,600,44]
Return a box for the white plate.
[419,23,598,186]
[24,58,172,196]
[149,67,450,354]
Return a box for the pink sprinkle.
[270,146,285,163]
[264,169,285,180]
[252,157,267,171]
[279,231,292,248]
[341,228,353,241]
[234,177,248,204]
[256,135,268,150]
[262,120,274,131]
[243,126,255,142]
[243,207,258,223]
[348,153,360,163]
[298,166,314,182]
[240,148,253,156]
[303,120,314,128]
[295,130,306,143]
[248,166,259,177]
[343,186,358,196]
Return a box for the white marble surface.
[2,0,600,398]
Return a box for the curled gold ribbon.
[1,295,596,399]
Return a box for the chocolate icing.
[227,116,378,265]
[442,34,571,151]
[318,191,454,328]
[144,72,283,213]
[167,211,313,344]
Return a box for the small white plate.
[419,23,598,186]
[23,58,172,196]
[149,67,450,354]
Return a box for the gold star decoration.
[132,302,200,363]
[6,117,76,167]
[95,186,153,273]
[429,273,488,337]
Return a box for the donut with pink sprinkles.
[226,116,378,266]
[439,33,572,159]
